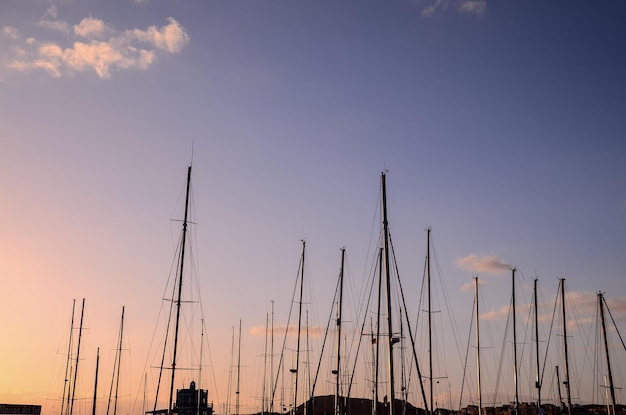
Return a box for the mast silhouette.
[560,279,572,415]
[293,241,306,415]
[70,298,85,415]
[512,269,519,414]
[335,248,346,415]
[598,292,616,415]
[93,348,100,415]
[61,300,76,415]
[426,228,433,415]
[236,319,242,415]
[375,247,383,415]
[270,301,275,414]
[534,279,541,413]
[381,172,396,415]
[168,165,192,414]
[475,277,482,415]
[107,306,125,415]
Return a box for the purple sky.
[1,1,625,414]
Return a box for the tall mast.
[108,306,125,415]
[374,247,383,415]
[426,227,433,415]
[199,319,205,415]
[61,300,76,415]
[270,301,275,414]
[381,172,396,415]
[555,366,563,411]
[226,327,235,415]
[560,279,572,415]
[263,313,269,415]
[512,269,519,414]
[475,277,482,415]
[70,298,85,415]
[371,317,377,415]
[293,241,306,415]
[93,348,100,415]
[534,279,541,413]
[335,248,346,415]
[598,293,616,415]
[236,319,242,415]
[169,165,192,413]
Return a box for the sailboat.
[146,165,213,415]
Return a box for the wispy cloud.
[417,0,487,17]
[457,0,487,16]
[3,10,189,79]
[455,254,511,275]
[461,277,486,292]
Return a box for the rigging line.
[493,294,513,405]
[458,283,475,411]
[389,235,430,413]
[603,295,626,352]
[346,251,378,400]
[310,267,340,398]
[348,239,378,378]
[518,283,534,401]
[405,254,427,403]
[270,247,303,407]
[430,233,468,393]
[540,281,560,393]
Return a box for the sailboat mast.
[169,165,192,413]
[374,247,383,415]
[199,318,205,415]
[475,277,482,415]
[226,327,235,415]
[555,366,563,410]
[270,301,275,414]
[598,292,616,415]
[70,298,85,415]
[236,319,242,415]
[512,269,519,414]
[112,306,125,415]
[335,248,346,415]
[427,227,433,415]
[61,299,76,415]
[381,172,396,415]
[93,348,100,415]
[534,279,541,412]
[263,313,269,415]
[293,241,306,415]
[559,279,572,415]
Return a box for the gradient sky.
[1,1,626,414]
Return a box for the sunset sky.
[1,1,626,414]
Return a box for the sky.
[1,1,626,414]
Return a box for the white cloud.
[74,17,110,39]
[39,19,70,34]
[455,254,511,275]
[458,0,487,16]
[3,26,21,40]
[5,15,188,79]
[43,5,59,20]
[129,17,189,53]
[39,5,70,34]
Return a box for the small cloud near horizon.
[2,8,189,79]
[455,254,511,275]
